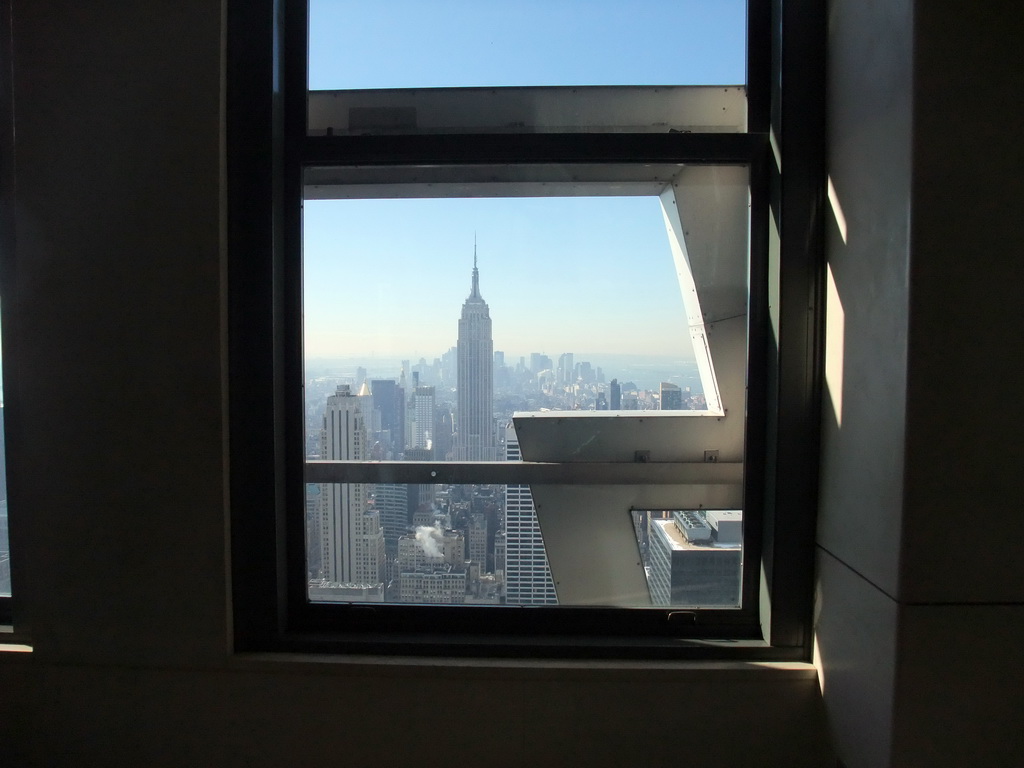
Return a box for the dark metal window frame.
[228,0,824,660]
[0,0,15,628]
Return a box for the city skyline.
[303,196,701,361]
[308,240,710,602]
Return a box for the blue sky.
[304,1,746,361]
[309,1,746,90]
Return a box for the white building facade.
[503,424,557,605]
[318,384,385,586]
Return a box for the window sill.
[229,649,817,682]
[0,624,32,654]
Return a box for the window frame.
[228,0,825,660]
[0,0,15,627]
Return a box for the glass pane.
[303,193,711,457]
[309,1,746,90]
[633,509,743,608]
[303,167,749,608]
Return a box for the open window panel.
[303,162,750,610]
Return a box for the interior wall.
[816,1,1024,766]
[893,2,1024,764]
[814,1,914,763]
[0,2,833,767]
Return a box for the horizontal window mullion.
[305,460,742,486]
[298,132,766,167]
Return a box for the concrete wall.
[0,2,832,767]
[815,1,1024,766]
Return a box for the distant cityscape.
[305,253,740,608]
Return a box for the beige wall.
[0,2,832,767]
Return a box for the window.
[228,0,825,658]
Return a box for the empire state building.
[455,250,498,461]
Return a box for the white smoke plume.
[415,524,444,559]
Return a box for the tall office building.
[318,385,384,586]
[407,385,436,452]
[577,361,594,384]
[373,483,411,557]
[529,352,552,378]
[467,512,488,571]
[433,405,454,461]
[454,250,498,461]
[351,507,386,585]
[660,381,684,410]
[610,378,621,410]
[557,352,574,387]
[646,510,743,607]
[356,380,378,449]
[370,379,404,459]
[503,423,557,605]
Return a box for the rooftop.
[654,518,742,552]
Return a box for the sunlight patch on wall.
[824,262,845,427]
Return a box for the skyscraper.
[467,512,488,571]
[557,352,574,388]
[454,249,497,461]
[610,378,621,410]
[503,423,557,605]
[318,384,384,586]
[373,482,410,557]
[407,384,436,453]
[660,381,684,410]
[646,510,742,607]
[370,379,404,459]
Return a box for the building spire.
[470,236,481,298]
